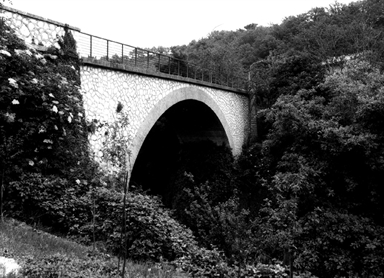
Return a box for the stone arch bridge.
[1,6,254,177]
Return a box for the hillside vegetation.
[1,0,384,277]
[160,1,384,277]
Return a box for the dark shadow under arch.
[130,98,231,200]
[129,86,235,172]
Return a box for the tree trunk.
[121,157,131,278]
[0,167,4,223]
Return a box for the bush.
[5,172,199,262]
[5,173,89,231]
[296,210,384,278]
[71,187,199,262]
[174,247,231,277]
[21,253,119,278]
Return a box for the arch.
[129,86,235,170]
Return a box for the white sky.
[8,0,356,49]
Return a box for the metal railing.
[0,5,246,90]
[75,32,246,90]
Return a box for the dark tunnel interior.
[130,100,229,202]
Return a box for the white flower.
[54,125,58,130]
[49,93,55,98]
[78,112,83,117]
[11,99,19,105]
[43,139,53,144]
[0,257,21,276]
[28,160,34,166]
[67,116,72,123]
[0,49,11,57]
[8,78,18,88]
[61,77,68,85]
[52,105,58,113]
[75,179,81,185]
[34,53,43,59]
[4,112,15,123]
[31,78,38,84]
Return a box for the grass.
[0,218,89,259]
[0,218,190,278]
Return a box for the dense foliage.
[167,0,384,75]
[0,18,92,221]
[158,1,384,277]
[251,59,384,277]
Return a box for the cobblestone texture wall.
[0,6,79,47]
[81,66,249,164]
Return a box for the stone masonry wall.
[0,6,79,47]
[81,65,249,166]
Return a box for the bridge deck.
[83,59,247,95]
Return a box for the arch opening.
[130,99,230,205]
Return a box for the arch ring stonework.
[129,87,236,169]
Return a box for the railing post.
[158,54,161,72]
[135,48,137,67]
[186,64,189,78]
[121,44,124,63]
[147,51,150,69]
[106,40,109,61]
[90,35,92,58]
[168,57,171,74]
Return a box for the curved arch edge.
[129,86,235,169]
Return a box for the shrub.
[5,172,199,262]
[21,253,119,278]
[73,187,199,262]
[174,247,232,277]
[5,173,88,231]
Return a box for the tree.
[254,57,384,276]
